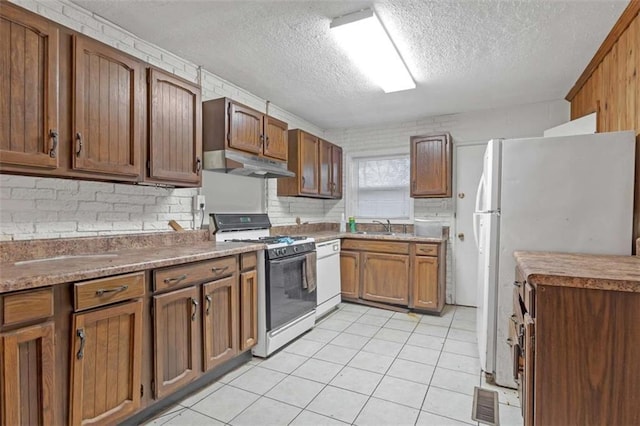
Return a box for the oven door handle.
[268,255,306,266]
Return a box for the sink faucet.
[373,219,392,232]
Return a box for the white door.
[453,143,486,307]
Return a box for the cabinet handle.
[265,136,270,148]
[205,295,212,315]
[75,132,83,156]
[49,129,58,158]
[164,274,187,285]
[212,266,229,275]
[191,298,198,321]
[301,176,305,185]
[510,314,518,324]
[95,285,128,297]
[76,329,86,360]
[513,281,523,288]
[196,156,202,174]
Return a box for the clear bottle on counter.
[339,213,346,232]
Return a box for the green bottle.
[348,217,356,232]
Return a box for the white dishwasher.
[315,239,342,319]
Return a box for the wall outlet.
[193,195,206,211]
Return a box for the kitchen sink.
[354,231,396,236]
[14,253,119,266]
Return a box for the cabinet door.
[318,139,332,197]
[331,145,343,198]
[69,299,143,426]
[263,116,287,161]
[410,133,452,197]
[362,253,409,305]
[228,102,263,155]
[153,286,198,399]
[148,68,202,186]
[0,6,59,168]
[202,276,238,371]
[340,251,360,300]
[412,256,438,309]
[72,35,141,179]
[239,270,258,351]
[299,132,319,194]
[1,322,55,426]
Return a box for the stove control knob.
[276,248,283,256]
[293,246,299,253]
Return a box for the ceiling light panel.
[330,8,415,93]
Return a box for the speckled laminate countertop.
[514,251,640,293]
[0,241,264,293]
[305,231,447,244]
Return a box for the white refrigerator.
[474,130,636,388]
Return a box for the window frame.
[346,149,414,223]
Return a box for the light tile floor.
[144,303,523,426]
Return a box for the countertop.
[514,251,640,293]
[0,241,264,293]
[306,231,447,244]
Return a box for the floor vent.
[472,386,499,425]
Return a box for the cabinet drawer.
[342,239,409,254]
[154,256,237,292]
[240,252,257,271]
[415,243,438,256]
[74,272,145,311]
[2,287,54,326]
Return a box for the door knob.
[458,192,465,199]
[457,233,465,241]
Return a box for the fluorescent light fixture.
[330,8,415,93]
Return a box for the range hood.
[202,149,295,179]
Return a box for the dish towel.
[304,251,317,293]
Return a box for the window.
[350,153,412,220]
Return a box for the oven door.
[266,253,316,331]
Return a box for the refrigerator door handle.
[473,212,480,248]
[475,173,484,213]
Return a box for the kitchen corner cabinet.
[512,255,640,426]
[69,273,145,426]
[340,239,446,314]
[277,129,343,199]
[72,35,142,180]
[410,133,452,198]
[0,4,59,169]
[147,68,202,186]
[202,98,289,162]
[1,286,56,426]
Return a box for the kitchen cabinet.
[512,253,640,426]
[202,98,289,162]
[239,268,258,351]
[152,254,258,397]
[340,239,446,314]
[362,253,409,305]
[411,243,446,312]
[339,251,360,300]
[69,273,145,426]
[410,133,452,198]
[0,4,59,170]
[1,287,55,426]
[278,130,343,199]
[147,68,202,186]
[72,35,142,180]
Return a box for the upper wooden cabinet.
[147,68,202,186]
[0,5,59,169]
[72,35,142,180]
[202,98,288,162]
[410,133,452,198]
[277,129,343,199]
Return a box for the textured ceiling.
[71,0,627,130]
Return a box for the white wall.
[0,0,321,241]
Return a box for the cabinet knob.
[457,233,465,241]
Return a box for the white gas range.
[210,213,316,357]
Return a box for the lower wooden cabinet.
[340,239,446,313]
[1,321,55,426]
[339,251,360,300]
[152,286,199,399]
[361,253,409,305]
[202,277,238,371]
[239,270,258,351]
[69,299,143,426]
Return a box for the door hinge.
[140,384,144,397]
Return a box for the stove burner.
[226,235,308,244]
